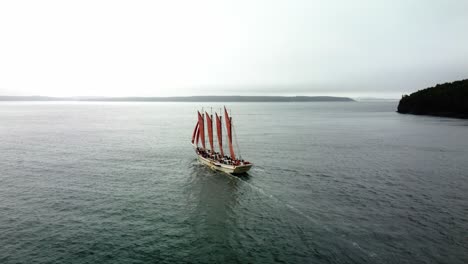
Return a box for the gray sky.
[1,0,467,98]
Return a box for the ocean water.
[0,101,467,264]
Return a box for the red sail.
[195,125,200,145]
[224,107,236,160]
[197,111,205,149]
[215,113,224,156]
[205,111,214,152]
[191,122,199,144]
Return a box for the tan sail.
[197,111,205,149]
[205,111,214,152]
[191,122,199,144]
[224,106,236,160]
[215,113,224,157]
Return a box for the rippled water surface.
[0,102,467,264]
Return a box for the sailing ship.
[191,106,253,174]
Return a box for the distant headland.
[397,79,468,118]
[0,95,354,102]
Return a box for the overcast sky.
[1,0,467,98]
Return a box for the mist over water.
[0,102,467,263]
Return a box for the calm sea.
[0,101,467,264]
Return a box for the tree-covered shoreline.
[397,79,468,118]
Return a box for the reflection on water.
[183,162,245,262]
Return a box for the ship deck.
[196,153,253,174]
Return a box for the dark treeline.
[0,95,354,102]
[397,79,468,118]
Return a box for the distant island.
[0,95,354,102]
[397,79,468,119]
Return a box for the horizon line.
[0,95,360,102]
[0,95,400,100]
